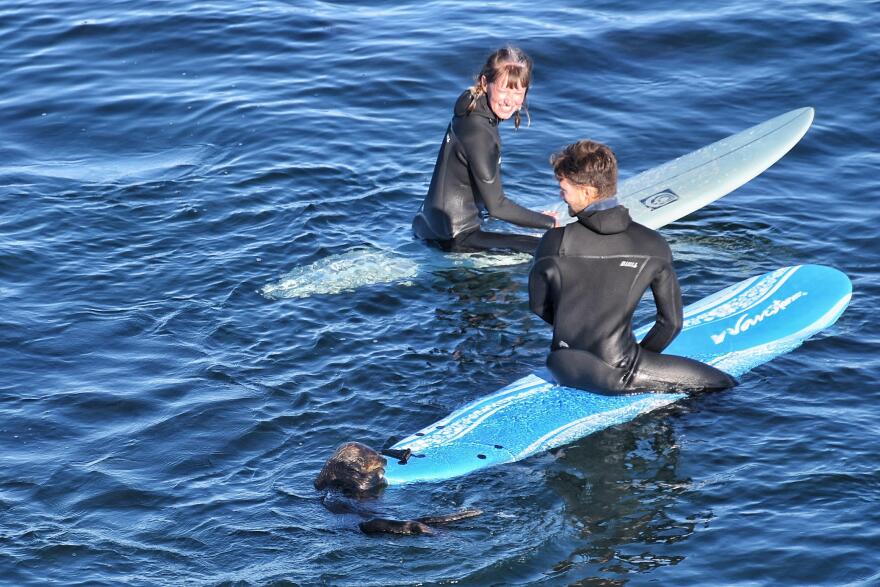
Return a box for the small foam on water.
[261,249,420,299]
[262,246,533,299]
[448,251,532,269]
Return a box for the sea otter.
[315,441,481,536]
[314,441,389,497]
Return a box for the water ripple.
[0,0,878,584]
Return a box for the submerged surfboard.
[385,264,851,485]
[263,108,814,299]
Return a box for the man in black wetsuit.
[412,47,556,254]
[529,140,735,395]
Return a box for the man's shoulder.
[626,219,673,259]
[534,227,566,259]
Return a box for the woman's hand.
[542,209,560,227]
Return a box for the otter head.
[314,442,388,497]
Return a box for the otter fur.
[315,441,482,536]
[314,442,388,497]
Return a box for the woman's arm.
[465,129,555,230]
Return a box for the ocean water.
[1,1,878,585]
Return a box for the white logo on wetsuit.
[620,261,638,268]
[710,291,808,344]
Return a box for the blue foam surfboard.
[385,264,851,484]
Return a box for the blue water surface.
[1,1,878,585]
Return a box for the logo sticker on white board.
[640,189,679,210]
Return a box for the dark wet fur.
[316,442,482,536]
[359,508,483,536]
[359,518,433,535]
[415,508,482,525]
[319,493,380,517]
[314,442,388,497]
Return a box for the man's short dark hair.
[550,140,618,199]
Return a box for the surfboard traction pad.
[386,264,851,484]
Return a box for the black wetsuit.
[412,90,555,254]
[528,200,735,395]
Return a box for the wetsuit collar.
[575,199,631,235]
[584,197,619,213]
[454,90,500,125]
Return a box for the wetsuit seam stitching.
[554,254,653,260]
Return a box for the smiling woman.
[473,48,531,127]
[411,46,558,254]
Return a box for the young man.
[528,140,735,395]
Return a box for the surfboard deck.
[548,107,814,229]
[263,108,814,299]
[385,264,851,485]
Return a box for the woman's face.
[482,75,527,121]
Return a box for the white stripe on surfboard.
[396,380,553,450]
[514,395,683,458]
[680,266,801,329]
[635,266,802,338]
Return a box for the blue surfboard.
[385,265,851,485]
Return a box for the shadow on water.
[424,401,712,586]
[542,413,708,581]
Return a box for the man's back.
[529,204,682,371]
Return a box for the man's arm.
[528,229,564,324]
[639,261,683,353]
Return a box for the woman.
[412,46,557,254]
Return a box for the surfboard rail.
[386,264,850,485]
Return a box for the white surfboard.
[263,108,814,299]
[548,107,815,228]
